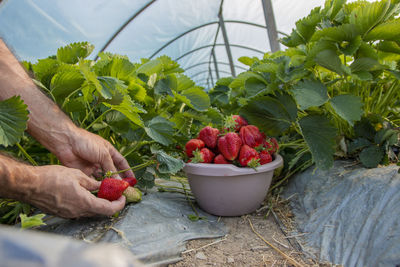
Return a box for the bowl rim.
[183,154,283,176]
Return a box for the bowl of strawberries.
[183,115,283,216]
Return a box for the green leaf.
[181,87,210,112]
[32,58,60,88]
[348,138,372,153]
[50,70,85,101]
[292,79,329,110]
[315,49,348,75]
[350,57,380,72]
[377,40,400,54]
[144,116,175,146]
[324,0,346,20]
[229,71,266,89]
[244,77,268,98]
[354,118,376,141]
[240,96,295,136]
[299,115,337,170]
[20,213,46,229]
[156,150,184,174]
[176,74,195,92]
[252,62,279,73]
[57,42,94,64]
[0,96,29,147]
[136,58,163,75]
[359,145,384,168]
[103,95,145,127]
[209,85,230,106]
[340,35,362,56]
[275,92,298,122]
[374,128,398,145]
[311,24,360,42]
[349,0,391,36]
[154,76,175,96]
[128,81,147,102]
[238,56,258,66]
[98,76,128,105]
[329,94,363,125]
[79,60,112,100]
[364,18,400,41]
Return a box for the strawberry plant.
[209,0,400,176]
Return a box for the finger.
[109,147,134,178]
[100,152,119,178]
[89,195,126,216]
[79,175,101,191]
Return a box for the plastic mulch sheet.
[283,160,400,267]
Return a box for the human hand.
[54,128,134,179]
[26,165,126,218]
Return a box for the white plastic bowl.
[183,154,283,216]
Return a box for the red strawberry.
[263,137,279,154]
[198,126,220,148]
[239,145,260,168]
[98,178,129,201]
[185,139,205,157]
[218,132,242,161]
[259,150,273,165]
[214,154,229,164]
[123,177,137,187]
[232,115,248,131]
[192,148,215,163]
[240,125,265,148]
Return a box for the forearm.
[0,39,78,155]
[0,154,36,201]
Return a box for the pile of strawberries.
[185,115,279,168]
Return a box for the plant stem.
[85,108,112,130]
[16,143,38,166]
[107,160,157,177]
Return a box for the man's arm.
[0,39,134,178]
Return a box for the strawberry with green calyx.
[98,178,130,201]
[198,126,220,148]
[263,137,279,154]
[185,139,205,157]
[239,145,261,168]
[123,177,137,187]
[191,148,215,163]
[259,150,273,165]
[214,154,230,164]
[218,132,242,161]
[240,125,265,148]
[123,186,142,203]
[224,115,248,132]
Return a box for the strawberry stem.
[106,160,157,178]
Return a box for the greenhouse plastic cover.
[0,0,327,89]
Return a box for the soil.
[168,200,322,267]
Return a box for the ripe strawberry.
[263,137,279,154]
[185,139,205,157]
[240,125,265,148]
[214,154,229,164]
[218,132,242,161]
[123,177,137,187]
[239,145,260,168]
[198,126,220,148]
[259,150,273,165]
[192,148,215,163]
[232,115,248,131]
[98,178,129,201]
[123,186,142,203]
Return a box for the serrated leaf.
[354,118,376,141]
[156,150,184,174]
[315,49,348,75]
[340,35,362,55]
[144,116,175,146]
[32,58,60,88]
[329,94,363,125]
[252,62,279,73]
[299,115,337,170]
[229,71,266,89]
[349,0,391,36]
[181,87,210,112]
[209,85,230,106]
[374,128,398,145]
[292,79,329,110]
[311,24,360,42]
[0,96,29,147]
[176,74,195,92]
[20,213,46,229]
[238,56,258,66]
[240,96,295,136]
[50,70,85,101]
[348,138,372,153]
[364,18,400,41]
[377,41,400,54]
[244,77,268,98]
[275,92,298,122]
[216,77,234,86]
[79,60,112,100]
[103,95,145,127]
[154,76,175,96]
[359,145,384,168]
[136,58,163,75]
[350,57,380,72]
[98,76,128,105]
[57,42,94,64]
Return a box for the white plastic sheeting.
[0,0,326,89]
